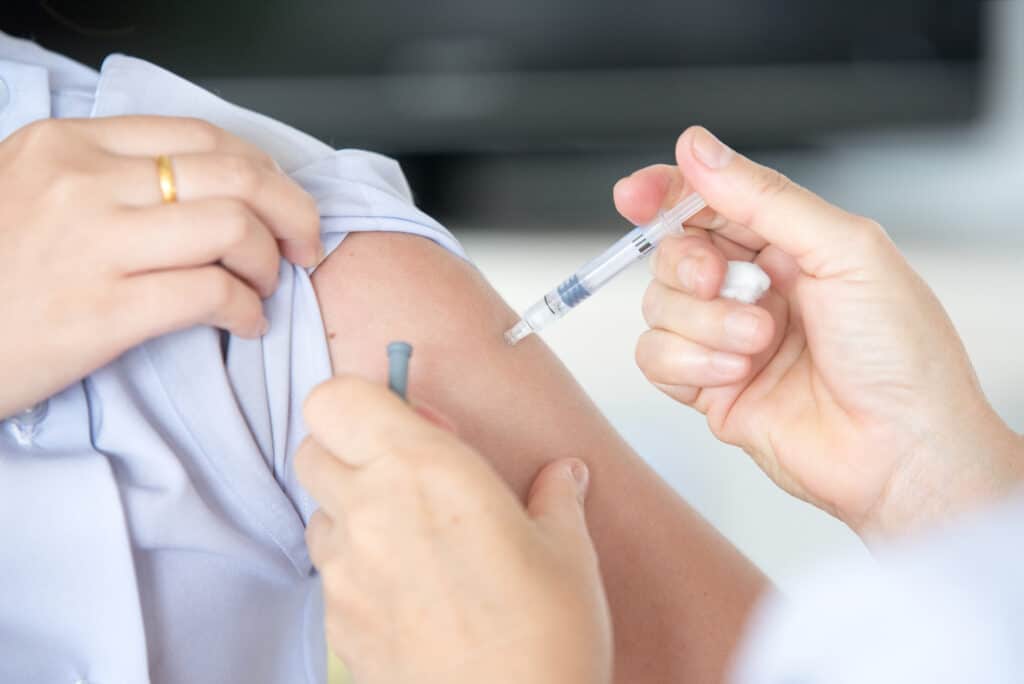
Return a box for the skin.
[616,126,1024,539]
[302,127,1024,681]
[14,110,1014,679]
[297,379,611,684]
[311,232,767,683]
[0,112,759,682]
[0,115,322,419]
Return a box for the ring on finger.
[155,154,178,204]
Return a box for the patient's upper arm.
[312,231,602,496]
[311,231,766,683]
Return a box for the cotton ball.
[720,261,771,304]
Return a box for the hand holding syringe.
[505,193,771,345]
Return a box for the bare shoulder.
[310,230,518,389]
[310,229,604,495]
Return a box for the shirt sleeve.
[730,494,1024,684]
[291,148,466,263]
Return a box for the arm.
[312,231,766,682]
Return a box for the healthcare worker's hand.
[296,377,612,684]
[616,126,1024,539]
[0,116,321,419]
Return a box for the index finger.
[612,163,689,226]
[77,116,275,166]
[614,164,769,254]
[302,375,445,468]
[675,126,885,274]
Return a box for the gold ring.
[156,155,177,203]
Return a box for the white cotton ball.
[719,261,772,304]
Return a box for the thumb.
[527,459,590,539]
[676,126,887,276]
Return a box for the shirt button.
[6,400,49,447]
[0,76,9,113]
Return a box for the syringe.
[504,193,771,345]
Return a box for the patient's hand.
[297,376,611,684]
[615,126,1024,540]
[0,116,320,419]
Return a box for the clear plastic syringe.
[505,192,770,345]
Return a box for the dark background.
[4,0,985,225]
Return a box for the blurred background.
[7,0,1021,589]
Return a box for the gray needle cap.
[386,341,413,400]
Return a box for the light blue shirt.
[0,32,463,684]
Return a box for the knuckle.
[180,117,222,150]
[18,118,61,149]
[46,170,89,206]
[754,167,794,201]
[850,217,892,254]
[252,147,279,172]
[216,201,254,247]
[219,155,262,195]
[201,268,238,312]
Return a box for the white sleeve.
[730,493,1024,684]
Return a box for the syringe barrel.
[575,227,652,295]
[527,222,670,332]
[509,197,702,340]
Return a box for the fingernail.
[570,460,590,501]
[723,311,761,345]
[677,256,699,292]
[691,128,734,170]
[710,352,747,375]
